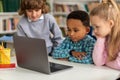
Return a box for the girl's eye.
[95,26,99,28]
[93,26,99,29]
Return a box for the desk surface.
[0,56,119,80]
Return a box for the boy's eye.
[74,29,79,32]
[67,29,79,32]
[26,9,40,12]
[67,29,71,32]
[27,9,33,12]
[35,9,40,12]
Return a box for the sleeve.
[49,15,63,47]
[82,38,96,64]
[92,37,106,66]
[16,17,28,37]
[52,38,71,59]
[106,52,120,70]
[16,24,26,36]
[68,37,96,64]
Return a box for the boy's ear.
[86,27,90,33]
[108,20,114,28]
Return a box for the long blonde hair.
[90,0,120,61]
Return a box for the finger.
[81,53,86,57]
[77,55,82,60]
[82,54,86,57]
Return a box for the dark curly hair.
[67,10,90,27]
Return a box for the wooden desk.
[0,56,119,80]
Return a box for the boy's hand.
[71,51,86,60]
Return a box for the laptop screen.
[13,36,72,74]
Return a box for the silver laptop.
[13,36,72,74]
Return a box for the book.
[0,20,3,31]
[54,3,81,13]
[1,17,19,32]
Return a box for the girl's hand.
[71,51,86,60]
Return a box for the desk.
[0,56,119,80]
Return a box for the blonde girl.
[90,0,120,70]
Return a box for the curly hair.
[18,0,49,16]
[67,10,90,27]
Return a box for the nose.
[32,11,37,17]
[93,29,98,36]
[70,31,74,36]
[93,29,97,34]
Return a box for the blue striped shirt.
[52,35,96,64]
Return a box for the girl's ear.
[108,20,114,28]
[86,27,90,33]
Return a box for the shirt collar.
[28,15,44,22]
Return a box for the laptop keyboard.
[50,62,72,72]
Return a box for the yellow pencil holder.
[0,43,11,64]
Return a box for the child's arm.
[70,51,86,60]
[49,15,63,47]
[52,38,71,59]
[92,37,106,66]
[69,37,96,64]
[17,24,26,36]
[106,52,120,70]
[80,38,96,64]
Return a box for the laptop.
[13,36,73,74]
